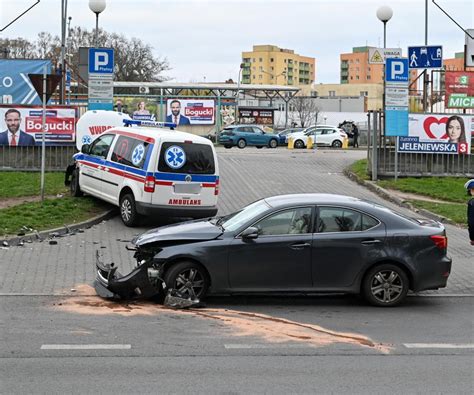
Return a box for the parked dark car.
[217,125,279,149]
[94,194,451,307]
[277,127,305,145]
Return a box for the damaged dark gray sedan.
[95,194,452,307]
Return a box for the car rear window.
[158,142,215,174]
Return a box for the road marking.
[225,344,310,349]
[41,344,131,350]
[403,343,474,349]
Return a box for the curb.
[343,167,458,226]
[1,208,118,247]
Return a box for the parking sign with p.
[88,48,114,74]
[386,58,409,83]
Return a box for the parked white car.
[291,126,348,148]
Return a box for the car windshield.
[219,199,271,232]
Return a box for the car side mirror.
[81,144,90,154]
[241,226,259,240]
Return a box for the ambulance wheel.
[120,193,139,227]
[70,169,83,197]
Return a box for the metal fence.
[367,111,474,178]
[0,146,77,171]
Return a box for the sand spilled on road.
[53,284,391,353]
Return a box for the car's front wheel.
[164,261,210,300]
[237,139,247,149]
[120,193,139,227]
[362,264,409,307]
[268,139,278,148]
[70,168,83,197]
[294,139,305,149]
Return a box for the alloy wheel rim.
[174,269,205,299]
[121,199,132,221]
[370,270,403,303]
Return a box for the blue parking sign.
[88,48,114,74]
[386,58,409,83]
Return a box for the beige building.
[241,45,316,86]
[300,83,384,111]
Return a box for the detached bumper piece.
[94,251,160,300]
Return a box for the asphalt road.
[1,295,473,393]
[1,147,473,393]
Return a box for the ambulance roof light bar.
[123,119,176,130]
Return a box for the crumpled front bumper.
[94,251,161,299]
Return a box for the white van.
[66,120,219,226]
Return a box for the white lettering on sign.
[1,76,13,88]
[94,52,109,71]
[391,61,404,79]
[25,117,75,132]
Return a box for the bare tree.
[289,96,320,128]
[1,27,170,81]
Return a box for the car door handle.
[361,239,382,245]
[290,242,311,250]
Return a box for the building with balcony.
[241,45,316,86]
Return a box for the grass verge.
[408,200,467,224]
[0,196,111,237]
[349,159,469,225]
[0,172,68,198]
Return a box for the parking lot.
[0,147,472,296]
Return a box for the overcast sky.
[1,0,472,83]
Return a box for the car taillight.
[214,178,220,195]
[430,235,447,250]
[144,175,155,193]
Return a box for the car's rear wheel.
[294,139,305,149]
[332,140,343,148]
[164,261,209,300]
[362,264,409,307]
[237,139,247,149]
[269,139,278,148]
[224,145,232,149]
[70,168,83,197]
[120,193,139,227]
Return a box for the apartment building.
[241,45,316,86]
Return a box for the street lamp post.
[89,0,106,47]
[376,5,393,49]
[375,5,393,182]
[235,63,244,125]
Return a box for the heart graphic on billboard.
[423,116,449,140]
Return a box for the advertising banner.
[166,99,215,125]
[445,71,474,108]
[403,113,473,154]
[0,105,77,146]
[0,59,52,105]
[239,109,274,125]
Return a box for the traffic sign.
[368,48,402,64]
[386,58,409,83]
[88,48,114,74]
[408,45,443,69]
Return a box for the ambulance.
[66,119,219,226]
